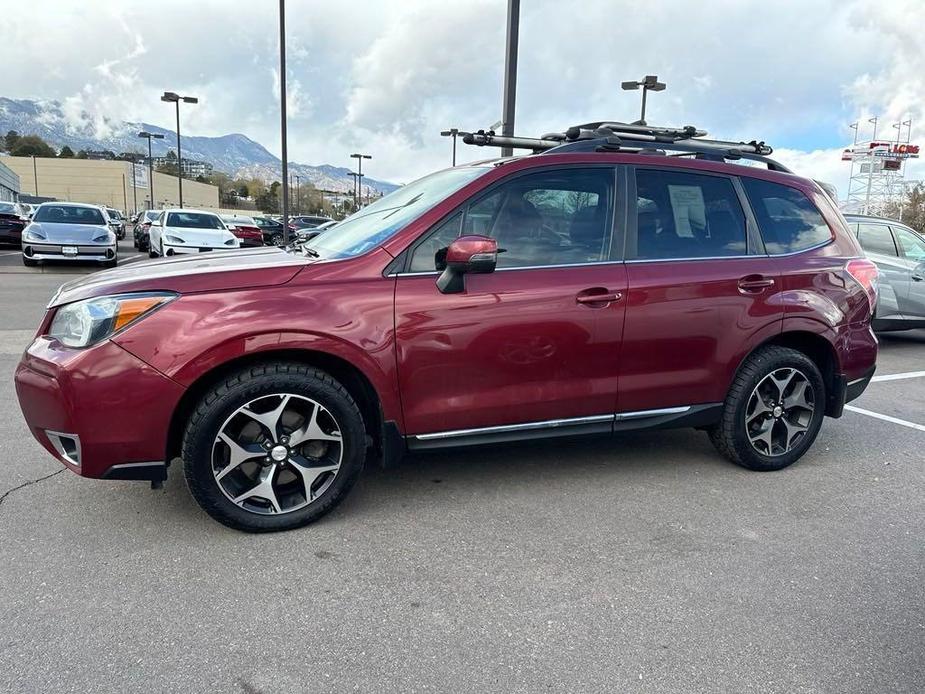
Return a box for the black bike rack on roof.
[460,121,793,173]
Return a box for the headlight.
[24,227,46,242]
[93,231,114,243]
[47,292,176,348]
[165,234,186,244]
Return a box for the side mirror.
[436,235,498,294]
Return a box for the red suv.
[15,123,879,532]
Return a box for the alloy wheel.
[745,368,815,457]
[211,393,343,515]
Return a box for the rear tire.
[182,362,367,532]
[708,346,825,472]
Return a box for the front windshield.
[107,209,122,220]
[34,205,106,225]
[167,212,225,229]
[305,166,488,259]
[0,202,17,214]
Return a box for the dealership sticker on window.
[667,185,706,238]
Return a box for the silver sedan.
[21,203,118,268]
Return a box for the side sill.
[407,405,723,451]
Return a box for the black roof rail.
[459,121,792,173]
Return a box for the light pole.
[277,0,290,242]
[294,174,301,214]
[500,0,520,157]
[621,75,666,125]
[138,131,165,211]
[160,91,198,208]
[350,153,371,208]
[348,172,360,210]
[441,128,460,166]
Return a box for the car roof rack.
[460,121,792,173]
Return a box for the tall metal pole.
[640,87,648,123]
[32,155,38,195]
[174,101,184,207]
[279,0,290,243]
[131,166,137,213]
[147,137,155,209]
[500,0,520,157]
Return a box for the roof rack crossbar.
[460,122,790,172]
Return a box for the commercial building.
[150,157,214,178]
[0,155,219,213]
[0,159,20,202]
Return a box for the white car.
[148,209,240,257]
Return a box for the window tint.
[408,168,614,271]
[741,178,832,254]
[33,205,106,225]
[893,227,925,261]
[632,169,747,260]
[856,223,898,257]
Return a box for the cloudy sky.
[3,0,925,190]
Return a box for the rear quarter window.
[741,178,833,254]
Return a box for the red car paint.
[15,151,878,482]
[228,224,264,247]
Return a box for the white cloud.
[2,0,925,186]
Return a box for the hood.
[49,247,312,307]
[28,222,112,244]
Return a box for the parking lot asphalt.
[0,264,922,693]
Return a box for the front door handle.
[576,288,623,305]
[912,273,924,282]
[738,275,775,292]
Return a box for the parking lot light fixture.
[441,128,460,166]
[138,131,165,212]
[621,75,666,124]
[160,91,198,208]
[350,154,371,208]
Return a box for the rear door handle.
[738,275,775,292]
[576,288,623,305]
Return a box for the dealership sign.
[842,141,920,161]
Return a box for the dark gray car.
[845,214,925,330]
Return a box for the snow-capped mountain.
[0,97,398,195]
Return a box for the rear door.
[891,225,925,318]
[619,166,782,414]
[855,221,907,320]
[394,166,627,439]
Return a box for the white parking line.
[871,371,925,383]
[845,405,925,433]
[0,251,22,257]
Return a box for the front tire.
[22,256,38,267]
[708,346,825,472]
[182,363,367,532]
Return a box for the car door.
[891,225,925,319]
[394,166,627,440]
[855,222,906,320]
[149,212,164,250]
[619,166,783,415]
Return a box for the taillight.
[846,258,879,313]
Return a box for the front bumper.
[23,243,116,262]
[15,337,186,479]
[163,243,236,255]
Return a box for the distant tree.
[75,149,88,159]
[58,145,75,158]
[10,135,56,158]
[3,130,20,152]
[195,175,207,183]
[165,149,177,161]
[156,163,180,177]
[237,183,249,198]
[883,183,925,234]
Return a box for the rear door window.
[630,169,748,260]
[892,227,925,261]
[856,223,898,257]
[741,178,833,254]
